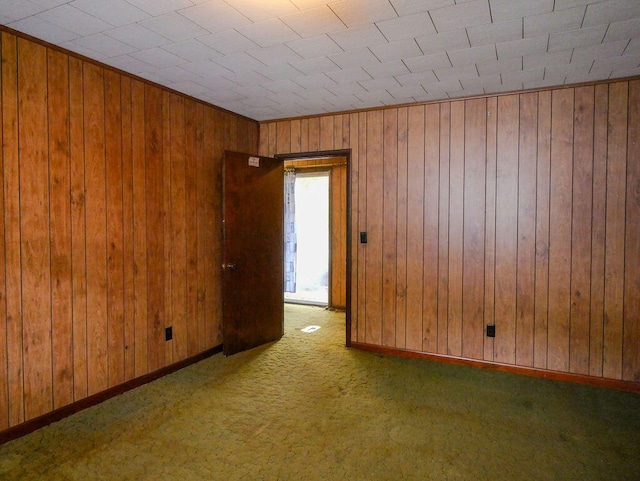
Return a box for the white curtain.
[284,169,297,293]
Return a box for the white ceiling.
[2,0,639,121]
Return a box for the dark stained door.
[222,151,284,355]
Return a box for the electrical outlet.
[486,324,495,338]
[165,326,173,341]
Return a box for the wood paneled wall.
[283,158,347,309]
[0,30,258,431]
[260,79,640,384]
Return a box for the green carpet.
[0,304,638,480]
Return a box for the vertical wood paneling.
[2,32,24,426]
[603,82,627,380]
[462,98,486,360]
[195,103,206,353]
[382,109,398,346]
[395,108,408,349]
[357,112,366,343]
[494,95,519,365]
[437,104,450,355]
[349,112,359,341]
[423,104,439,353]
[548,88,574,372]
[162,92,173,367]
[484,97,498,362]
[406,105,424,352]
[448,101,464,357]
[590,85,608,377]
[83,62,108,396]
[308,117,320,152]
[534,91,551,369]
[105,69,125,388]
[277,121,291,154]
[570,86,594,375]
[291,119,301,153]
[365,111,383,345]
[19,38,53,419]
[320,116,334,151]
[185,100,199,357]
[0,32,8,431]
[69,56,88,400]
[624,80,640,382]
[516,93,537,367]
[48,49,73,408]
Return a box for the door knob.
[223,263,236,270]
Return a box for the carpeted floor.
[0,304,638,480]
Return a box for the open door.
[222,151,284,355]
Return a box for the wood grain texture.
[0,32,8,431]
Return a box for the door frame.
[276,149,352,348]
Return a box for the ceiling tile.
[548,25,607,52]
[1,0,47,23]
[604,18,640,42]
[106,23,172,50]
[329,24,388,51]
[359,76,400,91]
[178,2,252,34]
[363,60,410,78]
[255,64,305,82]
[281,6,347,38]
[140,12,210,42]
[403,52,452,72]
[289,56,341,74]
[326,67,372,84]
[246,44,302,66]
[496,35,548,59]
[8,16,78,44]
[583,0,640,27]
[489,0,554,23]
[625,38,640,55]
[571,39,629,63]
[329,0,397,27]
[263,79,308,94]
[459,74,501,89]
[395,70,439,86]
[182,59,233,78]
[70,0,149,27]
[370,39,422,62]
[286,35,344,58]
[293,73,337,89]
[476,56,522,75]
[421,79,463,95]
[60,40,108,60]
[523,50,572,70]
[326,82,369,95]
[290,0,334,8]
[223,70,271,87]
[447,44,496,66]
[415,30,470,54]
[329,48,382,68]
[72,32,138,57]
[434,64,479,80]
[154,66,202,83]
[130,47,187,68]
[198,30,259,55]
[162,40,222,62]
[466,19,522,47]
[225,0,299,22]
[36,5,112,36]
[429,0,491,32]
[125,0,194,16]
[386,84,427,99]
[236,19,301,48]
[524,6,585,38]
[375,11,436,42]
[103,54,156,73]
[214,52,266,72]
[388,0,454,16]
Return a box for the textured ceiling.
[1,0,639,121]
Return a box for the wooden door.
[222,151,284,355]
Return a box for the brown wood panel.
[291,119,301,153]
[534,91,552,369]
[195,103,207,353]
[548,88,574,373]
[484,97,498,362]
[570,86,595,375]
[623,80,640,382]
[447,101,464,357]
[47,49,73,409]
[494,95,519,365]
[423,104,440,353]
[185,100,199,357]
[395,107,408,349]
[131,79,148,378]
[258,123,269,157]
[308,117,320,152]
[437,103,450,355]
[145,85,165,372]
[300,118,309,153]
[267,121,276,158]
[2,32,24,427]
[320,116,334,151]
[277,121,291,154]
[406,105,425,351]
[382,109,398,346]
[589,85,608,377]
[162,92,173,367]
[365,110,383,345]
[170,94,188,361]
[226,113,238,151]
[516,93,537,367]
[0,32,7,431]
[357,112,367,343]
[69,56,88,400]
[332,163,347,309]
[333,115,342,150]
[211,108,225,345]
[120,76,135,382]
[83,62,108,396]
[462,98,486,361]
[603,82,628,380]
[349,112,359,342]
[105,69,125,388]
[19,38,53,420]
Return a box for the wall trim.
[0,345,223,446]
[351,342,640,394]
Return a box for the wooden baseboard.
[351,342,640,394]
[0,345,223,446]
